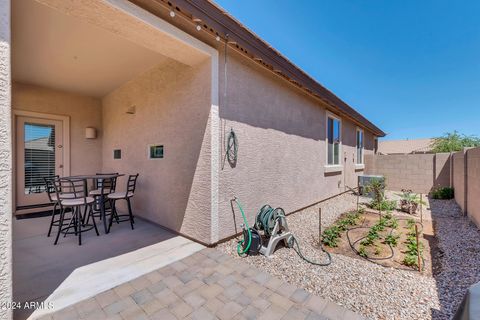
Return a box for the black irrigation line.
[345,211,425,268]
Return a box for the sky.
[213,0,480,140]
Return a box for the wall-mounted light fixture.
[126,105,136,114]
[85,127,97,139]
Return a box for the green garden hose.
[226,129,238,167]
[233,198,252,256]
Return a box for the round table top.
[62,174,125,180]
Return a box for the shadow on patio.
[13,213,175,320]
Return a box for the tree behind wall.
[431,131,480,152]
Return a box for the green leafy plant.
[406,218,416,228]
[402,219,423,269]
[358,245,368,257]
[431,186,454,200]
[403,253,418,267]
[431,131,480,153]
[322,226,341,247]
[396,189,426,214]
[384,233,400,247]
[365,178,386,204]
[322,210,363,247]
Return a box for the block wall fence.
[365,147,480,228]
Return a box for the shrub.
[431,186,454,200]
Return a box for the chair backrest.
[126,174,139,197]
[95,173,118,193]
[54,178,88,205]
[43,175,59,202]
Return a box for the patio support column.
[0,0,12,319]
[210,51,220,244]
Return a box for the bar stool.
[107,174,139,232]
[89,173,118,223]
[53,177,99,245]
[44,175,59,237]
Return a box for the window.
[356,129,364,164]
[327,115,341,165]
[24,123,55,194]
[113,149,121,159]
[149,145,164,159]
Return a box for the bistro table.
[62,174,124,233]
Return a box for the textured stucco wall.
[365,153,452,194]
[12,82,103,176]
[365,154,440,193]
[453,151,466,212]
[0,0,11,318]
[102,59,213,243]
[466,148,480,226]
[434,153,451,187]
[216,49,374,241]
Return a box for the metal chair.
[89,173,118,223]
[44,176,75,237]
[107,174,139,232]
[44,175,60,237]
[53,177,99,245]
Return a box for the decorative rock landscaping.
[217,191,480,320]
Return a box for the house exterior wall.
[101,59,213,244]
[0,0,11,318]
[12,82,103,176]
[216,50,375,241]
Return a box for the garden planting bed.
[216,191,480,320]
[324,209,433,275]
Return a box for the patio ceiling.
[12,0,200,98]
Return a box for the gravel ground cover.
[217,191,480,320]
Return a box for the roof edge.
[131,0,386,137]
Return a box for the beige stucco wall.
[365,153,446,193]
[466,148,480,226]
[216,50,374,240]
[453,151,466,212]
[0,0,12,318]
[101,59,213,244]
[12,82,103,176]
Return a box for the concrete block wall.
[365,153,449,193]
[466,148,480,227]
[366,148,480,229]
[452,151,466,212]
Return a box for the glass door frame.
[13,110,70,215]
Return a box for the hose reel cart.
[234,198,332,266]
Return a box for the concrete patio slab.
[36,248,366,320]
[13,214,177,320]
[29,236,204,319]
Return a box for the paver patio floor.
[38,248,364,320]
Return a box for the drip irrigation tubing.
[345,214,425,268]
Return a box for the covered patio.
[13,215,174,320]
[11,0,218,319]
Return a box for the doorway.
[14,111,69,213]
